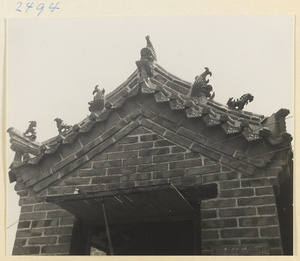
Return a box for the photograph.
[6,15,293,255]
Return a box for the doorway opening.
[48,183,218,255]
[90,218,196,255]
[274,175,293,255]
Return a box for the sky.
[6,15,294,254]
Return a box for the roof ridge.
[154,64,192,87]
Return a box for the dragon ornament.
[227,93,254,110]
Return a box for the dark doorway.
[91,219,196,255]
[55,183,217,255]
[275,175,293,255]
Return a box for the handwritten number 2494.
[16,2,60,16]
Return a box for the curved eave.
[7,127,40,155]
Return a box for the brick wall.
[201,171,283,255]
[12,180,75,255]
[55,126,212,193]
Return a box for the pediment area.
[47,125,220,196]
[15,95,265,195]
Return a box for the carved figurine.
[141,35,157,62]
[136,35,157,82]
[54,118,72,134]
[89,85,105,103]
[23,121,37,141]
[88,85,105,112]
[227,93,254,110]
[190,67,214,98]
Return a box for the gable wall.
[52,126,218,193]
[11,94,289,255]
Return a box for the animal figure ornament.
[90,85,105,103]
[227,93,254,110]
[140,35,157,62]
[136,35,157,82]
[54,118,72,134]
[193,67,212,87]
[23,121,37,141]
[190,67,214,98]
[88,85,105,113]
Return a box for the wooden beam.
[101,198,114,255]
[45,183,172,203]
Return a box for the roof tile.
[203,115,221,127]
[154,91,170,102]
[169,99,185,110]
[185,107,202,118]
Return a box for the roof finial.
[23,121,37,141]
[144,35,157,61]
[88,85,105,112]
[54,118,72,135]
[136,35,157,84]
[190,67,214,98]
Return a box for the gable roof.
[7,38,292,187]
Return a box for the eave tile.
[154,91,170,102]
[203,115,221,127]
[221,122,241,134]
[169,99,185,110]
[242,130,261,141]
[185,107,202,118]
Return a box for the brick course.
[12,183,76,255]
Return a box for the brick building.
[7,37,293,255]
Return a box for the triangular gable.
[19,100,265,194]
[52,126,208,189]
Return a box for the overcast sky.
[6,15,294,254]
